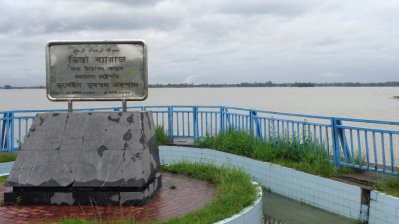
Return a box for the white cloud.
[0,0,398,86]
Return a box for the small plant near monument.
[15,196,22,206]
[155,126,170,146]
[0,152,18,163]
[0,175,8,184]
[169,185,177,190]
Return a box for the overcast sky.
[0,0,398,86]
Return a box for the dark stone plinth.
[4,173,162,205]
[4,111,161,205]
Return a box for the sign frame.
[46,40,148,102]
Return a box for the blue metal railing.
[1,106,398,175]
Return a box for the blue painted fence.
[1,106,398,175]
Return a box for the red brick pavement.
[0,173,215,224]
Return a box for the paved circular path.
[0,172,215,224]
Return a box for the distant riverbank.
[2,81,399,89]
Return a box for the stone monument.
[4,40,161,205]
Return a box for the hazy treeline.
[149,81,399,88]
[1,81,399,89]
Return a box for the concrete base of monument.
[0,173,215,223]
[4,173,162,206]
[4,111,162,206]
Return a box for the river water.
[1,87,399,121]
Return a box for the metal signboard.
[46,40,147,101]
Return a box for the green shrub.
[155,126,170,146]
[0,175,7,184]
[375,176,399,197]
[197,129,347,177]
[0,152,18,163]
[197,129,253,157]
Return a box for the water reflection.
[262,190,356,224]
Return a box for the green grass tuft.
[0,152,18,163]
[155,126,170,146]
[375,176,399,198]
[0,175,8,184]
[160,162,257,224]
[197,129,349,177]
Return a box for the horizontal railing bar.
[336,117,399,126]
[340,162,398,175]
[197,111,219,114]
[13,116,35,119]
[253,116,331,127]
[337,125,399,134]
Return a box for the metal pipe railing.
[1,105,398,175]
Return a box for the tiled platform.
[0,172,215,224]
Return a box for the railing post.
[0,113,9,152]
[3,112,12,152]
[2,112,13,152]
[168,106,174,143]
[331,118,341,166]
[336,119,351,163]
[219,107,225,134]
[225,108,230,130]
[250,110,262,138]
[10,112,15,152]
[250,110,254,135]
[193,106,199,143]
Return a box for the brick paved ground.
[0,172,215,224]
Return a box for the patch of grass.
[160,162,257,224]
[155,126,170,146]
[59,162,257,224]
[375,176,399,198]
[0,152,18,163]
[197,129,350,177]
[0,175,8,184]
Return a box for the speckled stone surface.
[4,111,161,205]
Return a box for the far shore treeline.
[2,81,399,89]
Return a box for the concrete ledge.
[0,161,13,176]
[160,146,362,220]
[369,190,399,224]
[215,182,263,224]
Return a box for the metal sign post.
[68,100,73,112]
[122,100,127,112]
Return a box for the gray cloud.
[0,0,398,86]
[216,0,316,16]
